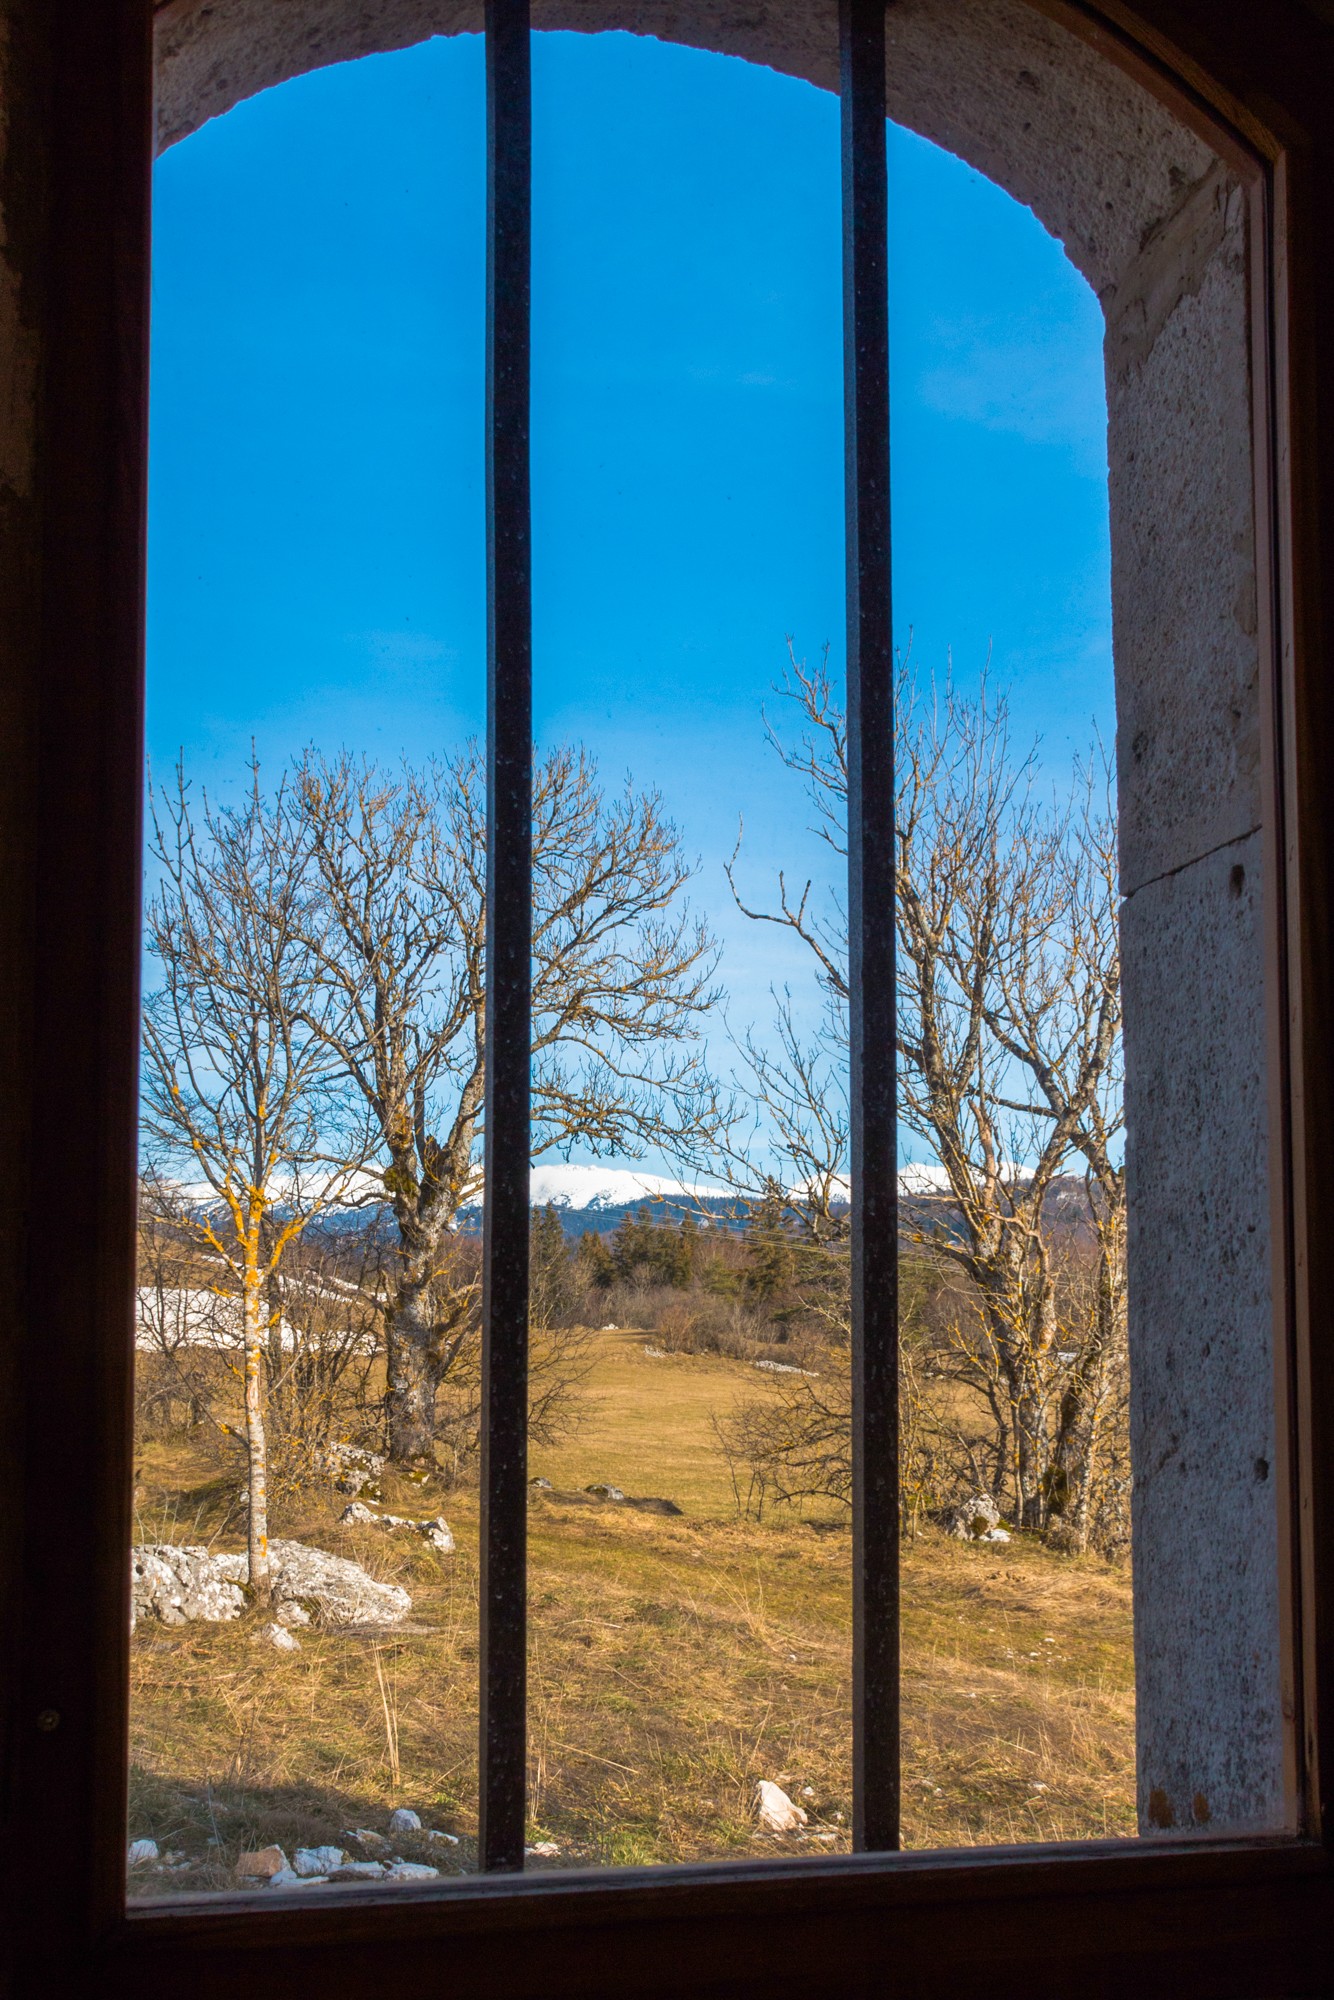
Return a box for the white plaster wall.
[153,0,1285,1834]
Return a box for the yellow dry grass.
[128,1329,1135,1892]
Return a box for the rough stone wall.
[151,0,1285,1831]
[1111,170,1284,1833]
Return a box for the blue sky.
[147,28,1112,1169]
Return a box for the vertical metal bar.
[481,0,532,1876]
[841,0,900,1854]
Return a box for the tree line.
[140,746,721,1595]
[139,652,1127,1590]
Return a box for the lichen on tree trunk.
[242,1276,271,1600]
[385,1291,442,1466]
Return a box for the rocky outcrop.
[131,1539,412,1631]
[131,1545,248,1629]
[941,1494,1010,1542]
[339,1501,454,1553]
[319,1442,385,1498]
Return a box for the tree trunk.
[1050,1200,1126,1549]
[385,1279,440,1465]
[243,1275,271,1600]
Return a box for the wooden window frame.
[3,0,1334,1992]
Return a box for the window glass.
[132,39,487,1895]
[527,29,853,1868]
[130,11,1284,1897]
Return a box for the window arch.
[1,0,1331,1991]
[155,0,1286,1841]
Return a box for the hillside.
[128,1326,1134,1892]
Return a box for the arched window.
[2,0,1332,1991]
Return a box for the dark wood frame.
[3,0,1334,1992]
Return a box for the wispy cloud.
[914,309,1108,479]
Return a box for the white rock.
[755,1780,808,1833]
[321,1442,386,1496]
[387,1808,422,1835]
[425,1829,460,1847]
[127,1838,158,1867]
[983,1527,1011,1544]
[942,1494,1003,1541]
[258,1621,301,1651]
[384,1861,440,1881]
[294,1846,345,1877]
[267,1867,308,1888]
[327,1861,387,1881]
[214,1541,412,1629]
[133,1538,412,1632]
[339,1506,455,1555]
[130,1546,247,1629]
[525,1842,560,1859]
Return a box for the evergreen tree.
[530,1202,576,1328]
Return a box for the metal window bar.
[481,0,533,1876]
[841,0,900,1853]
[477,0,897,1870]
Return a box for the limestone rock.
[339,1504,454,1555]
[384,1861,439,1881]
[415,1517,455,1553]
[387,1808,422,1835]
[130,1545,247,1630]
[236,1846,288,1881]
[344,1828,392,1859]
[127,1838,158,1868]
[327,1861,387,1881]
[754,1780,808,1833]
[943,1494,1003,1541]
[133,1539,411,1632]
[321,1442,386,1498]
[294,1845,345,1877]
[214,1541,412,1629]
[257,1621,301,1651]
[585,1483,625,1502]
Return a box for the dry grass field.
[129,1329,1135,1894]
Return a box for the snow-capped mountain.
[526,1163,721,1212]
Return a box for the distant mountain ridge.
[170,1159,1094,1243]
[454,1159,960,1238]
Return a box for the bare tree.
[724,646,1125,1540]
[294,745,724,1465]
[141,763,370,1592]
[135,1172,231,1436]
